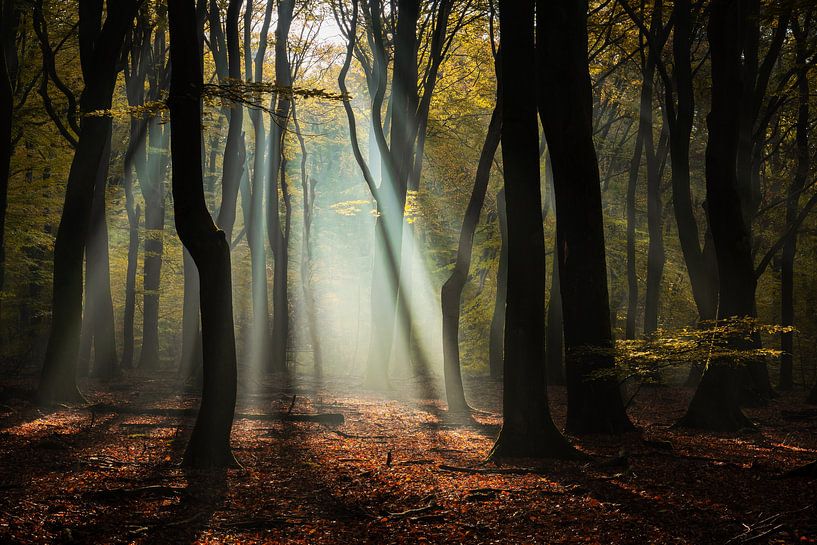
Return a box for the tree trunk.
[678,0,754,431]
[0,3,14,327]
[38,1,138,404]
[669,0,719,327]
[491,0,575,459]
[624,126,643,340]
[139,118,168,370]
[215,0,245,241]
[122,202,140,370]
[169,0,238,468]
[266,0,295,374]
[537,0,632,434]
[545,235,564,385]
[780,16,811,392]
[441,71,501,414]
[488,189,507,380]
[86,134,118,378]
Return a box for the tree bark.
[537,0,633,434]
[491,0,575,459]
[169,0,238,468]
[678,0,754,431]
[780,13,811,391]
[215,0,245,241]
[85,134,118,377]
[38,0,138,404]
[266,0,295,374]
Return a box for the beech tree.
[168,0,238,468]
[38,0,139,404]
[537,0,632,434]
[490,0,575,459]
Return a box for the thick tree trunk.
[488,189,507,380]
[491,0,575,459]
[537,0,632,434]
[678,0,754,431]
[169,0,238,468]
[441,76,501,414]
[38,1,138,404]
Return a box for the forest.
[0,0,816,542]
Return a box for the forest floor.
[0,371,816,544]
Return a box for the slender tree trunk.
[491,0,575,459]
[678,0,754,431]
[488,189,507,380]
[122,202,140,370]
[441,71,501,413]
[0,3,13,327]
[86,135,118,377]
[546,235,564,385]
[38,1,138,404]
[138,116,168,370]
[780,15,811,392]
[169,0,238,468]
[537,0,633,434]
[625,127,643,340]
[215,0,245,241]
[267,0,295,374]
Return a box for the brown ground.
[0,372,815,544]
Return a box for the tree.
[677,0,754,432]
[490,0,575,459]
[440,50,501,414]
[537,0,632,434]
[168,0,238,468]
[780,7,813,391]
[267,0,296,373]
[38,0,139,404]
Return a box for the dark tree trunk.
[122,202,140,369]
[546,235,564,385]
[780,15,811,391]
[441,69,501,413]
[38,0,138,404]
[488,189,507,380]
[668,0,718,326]
[0,1,14,325]
[537,0,632,434]
[139,117,168,370]
[490,0,575,459]
[624,125,643,340]
[169,0,238,468]
[215,0,245,241]
[86,135,118,378]
[266,0,295,374]
[678,0,754,431]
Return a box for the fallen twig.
[438,464,550,475]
